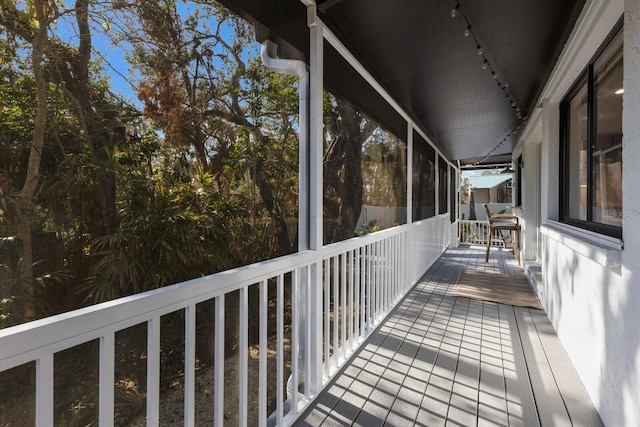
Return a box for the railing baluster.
[99,333,115,426]
[389,238,393,307]
[332,255,338,367]
[185,305,196,427]
[36,355,53,427]
[147,316,160,426]
[360,245,366,336]
[384,238,389,310]
[391,237,395,303]
[393,235,397,297]
[259,280,268,427]
[348,249,354,352]
[276,274,284,426]
[367,243,372,330]
[341,252,346,361]
[355,247,361,345]
[239,287,248,427]
[373,240,382,318]
[375,240,380,319]
[304,267,312,400]
[396,234,401,297]
[291,269,299,414]
[380,240,385,312]
[214,295,225,427]
[323,258,330,378]
[396,235,400,298]
[404,231,408,290]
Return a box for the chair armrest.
[488,214,519,225]
[490,213,518,220]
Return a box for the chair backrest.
[482,203,492,222]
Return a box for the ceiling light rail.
[451,1,526,122]
[451,0,528,166]
[471,122,524,166]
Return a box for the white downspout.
[260,40,309,404]
[261,40,310,251]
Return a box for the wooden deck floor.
[294,245,603,427]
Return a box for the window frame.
[450,165,456,223]
[516,155,523,207]
[559,21,623,239]
[438,155,448,215]
[412,132,436,221]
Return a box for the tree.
[115,0,300,256]
[0,0,136,320]
[460,177,470,204]
[323,93,375,242]
[0,0,52,320]
[323,92,407,242]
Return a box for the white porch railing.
[458,220,507,247]
[0,216,451,426]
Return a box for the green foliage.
[0,3,305,425]
[359,220,381,235]
[86,138,239,302]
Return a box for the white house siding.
[409,214,453,285]
[517,0,640,425]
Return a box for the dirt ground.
[132,338,292,426]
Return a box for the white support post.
[304,267,312,399]
[239,287,248,427]
[259,280,268,427]
[323,257,330,378]
[355,247,361,343]
[99,333,115,426]
[348,249,354,351]
[360,246,366,335]
[366,243,372,330]
[407,122,413,225]
[147,317,160,426]
[184,305,196,427]
[291,269,299,413]
[214,295,225,427]
[340,252,347,361]
[36,355,54,427]
[307,3,324,396]
[435,154,440,216]
[276,275,284,426]
[332,256,338,367]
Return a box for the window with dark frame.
[412,132,436,221]
[438,155,448,215]
[560,22,623,239]
[450,165,456,223]
[516,155,523,207]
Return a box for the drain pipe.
[260,40,309,403]
[260,40,309,251]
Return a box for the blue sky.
[50,0,256,107]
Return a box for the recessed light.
[615,88,624,95]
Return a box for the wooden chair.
[482,204,520,264]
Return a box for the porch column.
[307,3,324,396]
[406,122,413,225]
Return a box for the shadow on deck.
[294,245,603,427]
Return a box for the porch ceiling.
[218,0,586,166]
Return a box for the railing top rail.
[321,223,409,257]
[0,218,436,372]
[0,249,318,371]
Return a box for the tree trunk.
[11,0,50,321]
[332,102,363,241]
